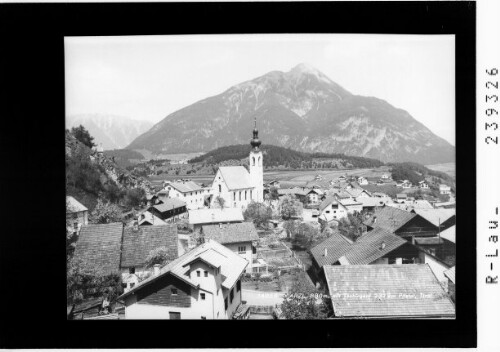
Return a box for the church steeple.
[250,117,261,151]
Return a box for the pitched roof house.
[66,196,89,234]
[411,209,455,230]
[363,206,438,241]
[148,198,187,221]
[202,222,259,272]
[188,208,244,229]
[118,239,248,319]
[73,222,124,275]
[324,264,456,319]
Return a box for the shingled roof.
[202,222,259,244]
[324,264,456,318]
[167,181,204,194]
[363,206,416,232]
[120,225,179,268]
[74,223,123,274]
[218,166,253,190]
[310,231,353,268]
[411,209,455,227]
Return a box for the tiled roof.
[151,198,187,213]
[137,211,167,226]
[74,223,123,274]
[167,181,204,194]
[412,209,455,227]
[202,222,259,244]
[444,266,455,284]
[319,196,340,212]
[310,231,353,268]
[324,264,456,318]
[188,208,244,225]
[363,206,416,232]
[119,239,248,299]
[218,166,253,190]
[343,227,408,265]
[120,225,179,268]
[357,197,391,208]
[440,225,455,244]
[66,196,88,213]
[338,198,362,206]
[346,188,371,198]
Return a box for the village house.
[381,173,392,180]
[418,180,429,189]
[323,264,455,319]
[357,176,368,185]
[363,206,439,243]
[148,198,187,222]
[310,227,422,285]
[118,239,248,319]
[162,180,208,210]
[411,209,456,231]
[120,223,182,292]
[338,198,363,213]
[345,188,371,198]
[66,196,89,235]
[439,184,452,195]
[357,196,391,213]
[395,193,407,202]
[305,188,323,204]
[201,222,259,273]
[210,121,264,210]
[401,180,412,189]
[137,211,167,226]
[318,196,349,224]
[188,207,244,232]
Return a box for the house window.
[326,210,330,214]
[233,192,236,201]
[201,316,207,320]
[238,246,246,253]
[224,297,228,310]
[230,288,234,303]
[130,283,135,288]
[236,280,241,292]
[200,293,206,300]
[245,191,247,200]
[129,267,135,274]
[169,312,181,320]
[73,222,79,230]
[219,185,222,193]
[197,271,200,277]
[204,271,208,277]
[171,288,178,295]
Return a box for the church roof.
[218,166,253,191]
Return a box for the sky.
[65,34,455,145]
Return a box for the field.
[425,162,455,178]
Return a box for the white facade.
[439,184,451,195]
[211,169,254,210]
[320,202,348,222]
[224,241,254,273]
[163,183,209,210]
[249,150,264,203]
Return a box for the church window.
[250,190,252,199]
[252,157,255,166]
[245,191,247,200]
[233,192,236,201]
[239,192,241,201]
[258,156,261,166]
[219,185,221,193]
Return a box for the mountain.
[66,114,154,150]
[127,63,455,164]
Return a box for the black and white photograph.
[65,34,457,321]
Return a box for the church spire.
[250,116,261,151]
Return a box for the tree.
[291,223,318,250]
[144,246,176,268]
[244,201,272,228]
[215,195,226,209]
[283,220,299,239]
[279,272,331,319]
[280,195,301,220]
[269,186,279,201]
[71,125,96,149]
[89,199,122,224]
[67,257,123,305]
[123,187,146,208]
[338,211,365,241]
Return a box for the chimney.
[153,264,161,276]
[380,242,386,250]
[324,248,328,257]
[133,220,139,231]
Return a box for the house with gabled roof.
[148,198,187,222]
[188,207,244,231]
[318,196,349,224]
[161,180,208,210]
[323,264,455,319]
[73,222,124,275]
[137,211,168,226]
[118,239,248,319]
[411,209,455,231]
[345,188,371,198]
[363,206,438,242]
[202,222,259,273]
[66,196,88,235]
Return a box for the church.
[210,119,264,209]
